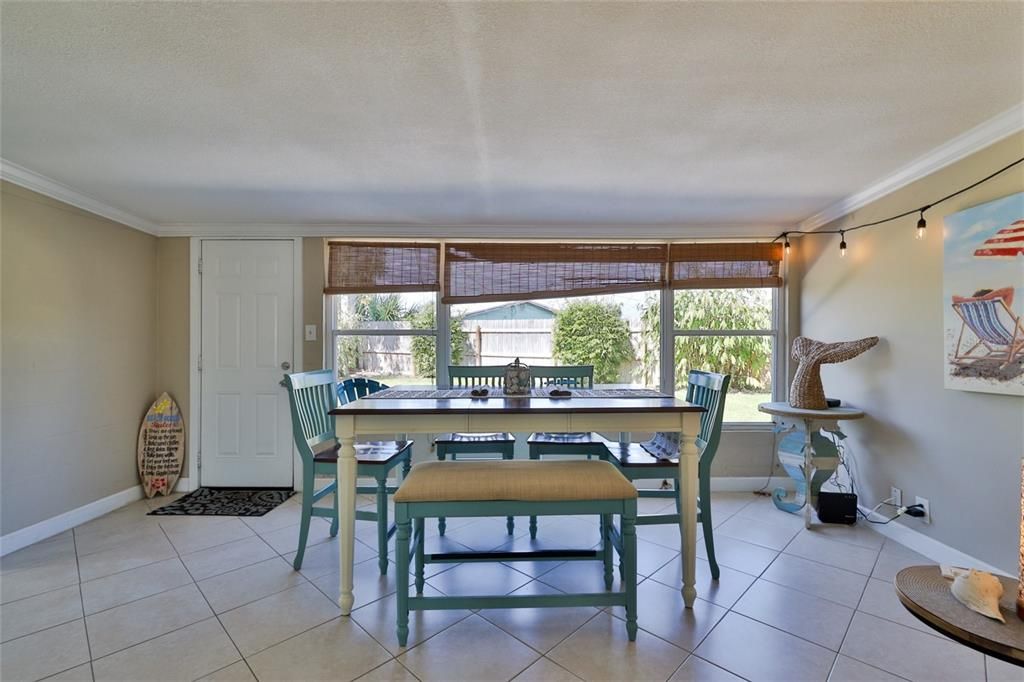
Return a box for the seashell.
[950,569,1005,622]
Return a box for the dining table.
[329,386,706,616]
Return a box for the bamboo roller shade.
[325,241,783,299]
[325,242,439,294]
[669,243,783,289]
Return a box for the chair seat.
[314,440,413,465]
[604,442,678,468]
[526,432,608,445]
[395,460,637,502]
[434,432,515,445]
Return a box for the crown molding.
[0,159,161,235]
[799,102,1024,232]
[156,221,782,240]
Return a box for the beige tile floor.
[0,491,1015,682]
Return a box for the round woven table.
[895,566,1023,666]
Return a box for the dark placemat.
[148,488,294,517]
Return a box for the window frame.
[325,292,444,385]
[662,286,782,429]
[324,239,786,421]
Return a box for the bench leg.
[396,511,411,647]
[503,449,515,535]
[601,513,613,590]
[436,450,447,536]
[528,447,539,539]
[622,511,638,642]
[376,474,389,575]
[414,517,425,594]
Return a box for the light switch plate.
[304,324,317,342]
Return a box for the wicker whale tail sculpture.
[789,336,879,409]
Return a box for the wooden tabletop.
[895,565,1024,666]
[758,401,865,420]
[330,395,704,416]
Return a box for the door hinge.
[197,355,203,372]
[197,451,202,470]
[198,257,203,275]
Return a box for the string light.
[768,157,1023,257]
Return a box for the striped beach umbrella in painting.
[974,220,1024,258]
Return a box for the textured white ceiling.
[1,1,1022,229]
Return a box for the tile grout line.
[72,527,97,682]
[157,522,261,682]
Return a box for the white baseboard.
[0,485,144,557]
[858,504,1009,577]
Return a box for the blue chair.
[284,370,412,574]
[434,365,516,535]
[604,370,730,579]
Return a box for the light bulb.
[916,211,927,240]
[839,232,847,258]
[784,236,791,256]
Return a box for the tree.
[409,306,467,378]
[638,290,771,391]
[552,300,633,383]
[336,294,408,376]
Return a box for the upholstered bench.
[394,459,639,645]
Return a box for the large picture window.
[326,240,782,422]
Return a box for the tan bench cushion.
[394,460,637,503]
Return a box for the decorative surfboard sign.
[137,392,185,498]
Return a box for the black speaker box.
[816,491,858,525]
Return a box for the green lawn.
[725,392,772,423]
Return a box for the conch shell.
[950,569,1005,622]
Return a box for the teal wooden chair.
[434,365,516,535]
[525,365,604,537]
[284,370,412,574]
[604,370,730,579]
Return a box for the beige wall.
[155,237,190,473]
[799,132,1024,572]
[1,182,158,535]
[303,238,325,371]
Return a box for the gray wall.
[799,132,1024,573]
[1,182,159,535]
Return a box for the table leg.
[802,419,815,530]
[678,412,699,608]
[336,415,357,615]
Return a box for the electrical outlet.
[890,486,902,507]
[915,496,930,524]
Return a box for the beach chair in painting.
[951,288,1024,369]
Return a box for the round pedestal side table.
[757,402,865,529]
[895,565,1023,666]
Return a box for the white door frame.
[188,237,304,491]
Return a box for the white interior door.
[200,240,295,488]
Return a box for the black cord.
[773,157,1024,243]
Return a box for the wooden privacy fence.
[337,319,644,382]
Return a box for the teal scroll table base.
[771,431,840,514]
[758,402,865,528]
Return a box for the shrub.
[410,306,466,378]
[638,290,772,391]
[552,300,632,383]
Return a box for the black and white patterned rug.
[148,488,294,516]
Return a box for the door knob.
[281,361,291,371]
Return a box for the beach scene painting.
[942,192,1024,396]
